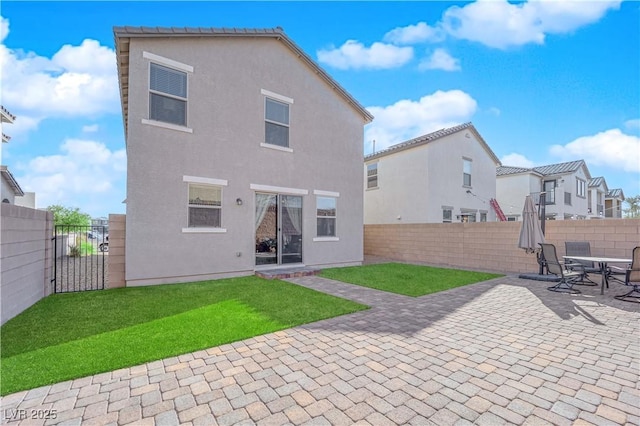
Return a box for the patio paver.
[1,274,638,425]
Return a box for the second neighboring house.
[114,26,373,286]
[496,160,592,220]
[605,188,625,218]
[1,165,24,205]
[587,177,608,219]
[364,123,502,224]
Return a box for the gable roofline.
[496,166,543,177]
[1,106,15,123]
[113,26,373,138]
[532,159,591,180]
[588,176,608,192]
[607,188,625,200]
[0,165,24,196]
[364,122,501,165]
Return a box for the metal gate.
[52,225,108,293]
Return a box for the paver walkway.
[1,275,639,425]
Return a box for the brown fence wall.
[1,204,54,325]
[107,214,126,288]
[364,219,640,274]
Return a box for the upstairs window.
[543,180,556,204]
[367,163,378,189]
[150,63,187,126]
[265,97,290,148]
[463,158,472,187]
[442,208,452,223]
[188,184,221,228]
[576,178,586,198]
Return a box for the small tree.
[623,195,640,218]
[47,205,92,227]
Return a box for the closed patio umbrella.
[518,195,546,274]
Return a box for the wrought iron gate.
[52,225,107,293]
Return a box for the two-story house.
[587,177,608,219]
[496,160,592,220]
[364,123,501,224]
[114,27,373,286]
[1,106,26,205]
[605,188,625,218]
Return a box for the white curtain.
[283,196,302,234]
[255,194,274,230]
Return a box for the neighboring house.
[496,160,592,220]
[114,26,373,286]
[364,123,501,224]
[1,105,15,146]
[605,188,625,218]
[587,177,608,219]
[1,107,26,205]
[14,192,36,209]
[1,165,25,205]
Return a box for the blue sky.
[1,1,639,217]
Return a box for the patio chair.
[539,243,584,294]
[564,241,599,286]
[614,246,640,303]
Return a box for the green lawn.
[320,262,503,297]
[0,276,367,396]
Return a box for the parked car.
[99,234,109,252]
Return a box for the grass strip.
[320,262,503,297]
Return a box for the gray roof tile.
[365,122,501,164]
[532,160,585,175]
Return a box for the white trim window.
[463,158,472,187]
[576,178,586,198]
[442,208,452,223]
[149,62,188,126]
[187,183,222,229]
[316,196,337,237]
[263,90,292,148]
[367,163,378,189]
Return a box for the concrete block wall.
[107,214,125,288]
[364,219,640,274]
[1,204,54,325]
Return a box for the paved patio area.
[1,274,638,425]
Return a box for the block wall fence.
[1,204,54,325]
[364,219,640,274]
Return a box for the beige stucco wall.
[496,173,542,220]
[125,37,367,286]
[1,204,53,325]
[365,131,498,224]
[364,219,639,274]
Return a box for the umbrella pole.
[538,192,547,275]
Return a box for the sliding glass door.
[255,193,302,266]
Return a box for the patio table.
[563,255,631,295]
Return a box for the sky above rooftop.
[1,1,638,217]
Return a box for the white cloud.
[365,90,477,151]
[549,128,640,173]
[317,40,413,70]
[383,22,444,45]
[487,107,501,117]
[441,0,621,49]
[16,138,126,215]
[83,124,99,133]
[500,153,535,168]
[418,48,461,71]
[0,17,119,120]
[624,118,640,132]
